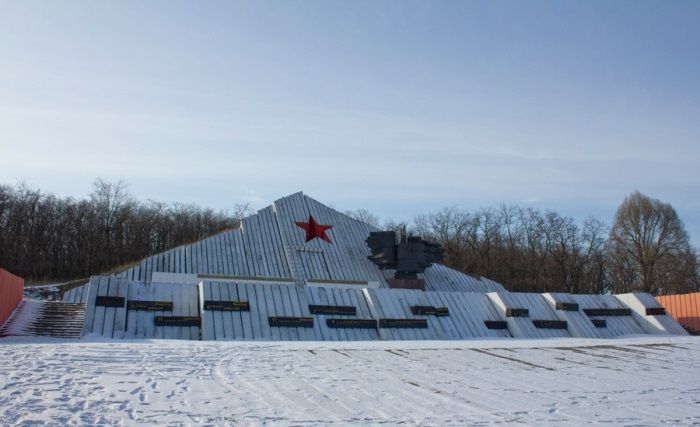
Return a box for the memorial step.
[0,300,85,339]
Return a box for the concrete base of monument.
[387,278,425,290]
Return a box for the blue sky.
[1,1,699,243]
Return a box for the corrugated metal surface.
[656,292,700,332]
[381,264,506,293]
[566,294,645,338]
[364,289,439,340]
[359,289,509,340]
[63,283,90,303]
[487,292,571,339]
[542,293,605,338]
[201,281,315,341]
[83,275,507,342]
[422,291,511,339]
[305,287,379,341]
[0,268,24,328]
[83,276,510,341]
[115,192,502,293]
[616,293,688,335]
[478,277,507,292]
[79,274,689,341]
[83,276,201,340]
[126,281,200,340]
[301,195,386,284]
[202,281,266,341]
[83,276,128,338]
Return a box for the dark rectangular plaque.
[309,305,356,316]
[645,307,666,316]
[378,319,428,329]
[154,316,200,327]
[555,302,579,311]
[410,306,450,316]
[532,320,568,329]
[506,308,529,317]
[410,305,434,315]
[327,319,377,329]
[435,307,449,317]
[268,317,314,328]
[591,319,607,328]
[583,308,631,317]
[484,320,508,330]
[128,300,173,311]
[204,301,250,311]
[95,296,125,307]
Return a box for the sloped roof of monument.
[117,192,505,292]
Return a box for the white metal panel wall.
[123,281,200,340]
[478,277,508,292]
[274,193,387,285]
[82,276,128,338]
[151,272,198,284]
[202,281,267,341]
[62,286,75,302]
[542,293,604,338]
[363,289,509,339]
[298,251,331,282]
[119,226,292,283]
[381,264,505,293]
[421,264,503,292]
[305,287,379,341]
[275,193,339,283]
[63,283,90,303]
[307,195,390,284]
[487,292,571,338]
[116,266,141,281]
[302,195,362,282]
[378,289,449,339]
[566,294,646,338]
[363,289,440,340]
[239,206,292,279]
[542,293,605,338]
[423,291,511,339]
[615,293,688,335]
[201,281,315,341]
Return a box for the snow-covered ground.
[1,336,698,426]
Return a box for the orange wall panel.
[0,268,24,327]
[656,292,700,332]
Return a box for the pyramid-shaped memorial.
[61,192,686,341]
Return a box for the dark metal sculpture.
[366,228,444,280]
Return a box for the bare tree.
[609,191,697,295]
[0,180,248,281]
[580,218,609,294]
[414,207,471,271]
[344,208,380,228]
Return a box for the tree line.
[347,191,699,295]
[0,180,250,282]
[1,180,697,295]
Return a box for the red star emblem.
[295,215,333,243]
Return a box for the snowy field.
[1,336,699,426]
